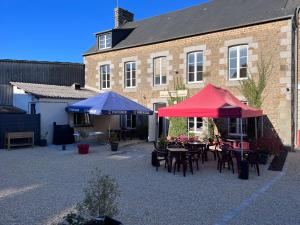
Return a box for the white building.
[10,82,97,144]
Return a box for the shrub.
[77,168,120,218]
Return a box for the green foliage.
[109,132,119,143]
[78,130,89,139]
[158,135,168,149]
[238,54,272,108]
[168,78,188,137]
[207,119,215,140]
[77,168,120,218]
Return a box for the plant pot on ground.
[109,132,119,151]
[39,132,48,146]
[77,131,90,154]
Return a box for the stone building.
[83,0,300,149]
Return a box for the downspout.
[291,7,300,151]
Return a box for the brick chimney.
[114,7,134,28]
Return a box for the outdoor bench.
[5,132,34,150]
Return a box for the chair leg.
[256,163,260,176]
[231,160,234,174]
[189,159,193,175]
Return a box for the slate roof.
[85,0,300,55]
[10,82,97,99]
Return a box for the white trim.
[187,51,204,83]
[99,33,111,50]
[124,61,137,88]
[153,57,167,86]
[228,45,248,81]
[100,64,111,89]
[188,117,203,133]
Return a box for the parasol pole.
[240,118,244,160]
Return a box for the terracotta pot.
[77,144,89,154]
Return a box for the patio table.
[167,148,188,173]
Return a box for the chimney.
[114,7,134,28]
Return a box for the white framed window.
[153,57,167,86]
[99,33,112,50]
[188,117,203,133]
[74,113,92,127]
[100,65,110,89]
[228,45,248,80]
[124,61,136,88]
[122,114,136,129]
[228,118,247,136]
[187,51,203,83]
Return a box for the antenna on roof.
[116,0,119,8]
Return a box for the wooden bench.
[5,132,34,150]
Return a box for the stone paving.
[0,143,299,225]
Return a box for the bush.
[77,168,120,218]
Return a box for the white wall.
[39,98,77,144]
[12,86,34,112]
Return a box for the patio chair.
[247,152,260,176]
[216,145,234,174]
[153,142,169,171]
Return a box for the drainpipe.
[292,7,300,151]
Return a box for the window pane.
[125,63,131,72]
[196,72,202,81]
[189,73,194,82]
[229,69,237,79]
[132,78,136,87]
[196,52,203,63]
[240,47,247,57]
[240,68,247,78]
[161,75,167,84]
[154,58,160,76]
[132,70,136,79]
[132,62,136,70]
[197,65,203,72]
[229,58,237,69]
[229,48,237,58]
[161,57,167,73]
[189,65,194,73]
[107,81,110,88]
[188,53,195,64]
[240,57,247,68]
[126,79,131,87]
[154,76,160,85]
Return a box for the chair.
[216,145,234,174]
[153,142,169,171]
[173,151,193,177]
[247,152,260,176]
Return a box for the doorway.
[153,103,168,140]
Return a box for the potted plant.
[109,132,119,152]
[59,168,122,225]
[39,132,48,146]
[77,130,90,154]
[158,135,168,149]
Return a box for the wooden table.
[5,132,34,150]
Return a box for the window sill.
[228,78,248,81]
[74,124,93,128]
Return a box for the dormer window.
[99,33,112,50]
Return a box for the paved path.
[0,143,299,225]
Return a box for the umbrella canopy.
[158,84,262,118]
[67,91,153,115]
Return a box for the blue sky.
[0,0,207,63]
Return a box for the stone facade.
[84,19,295,146]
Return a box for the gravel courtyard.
[0,143,300,225]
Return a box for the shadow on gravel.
[268,151,288,171]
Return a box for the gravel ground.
[0,143,299,225]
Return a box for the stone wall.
[85,19,293,145]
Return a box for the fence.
[0,114,40,149]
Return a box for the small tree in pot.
[77,131,90,154]
[109,132,119,151]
